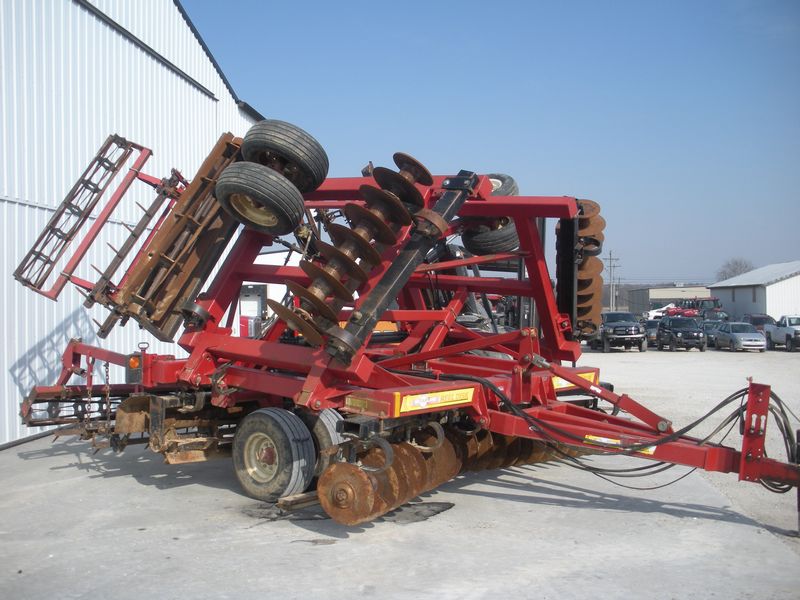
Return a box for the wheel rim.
[489,177,503,192]
[229,193,279,228]
[243,432,279,483]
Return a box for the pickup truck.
[763,315,800,351]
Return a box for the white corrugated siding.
[766,276,800,319]
[0,0,257,443]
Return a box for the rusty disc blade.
[315,239,370,282]
[359,184,413,226]
[393,152,434,186]
[484,435,510,471]
[361,448,402,514]
[372,167,424,206]
[578,215,606,237]
[285,280,338,322]
[577,199,601,219]
[344,203,397,245]
[265,299,325,346]
[317,462,376,526]
[577,256,604,278]
[393,442,428,500]
[327,223,382,267]
[513,438,534,466]
[500,436,523,469]
[300,260,353,302]
[472,430,495,471]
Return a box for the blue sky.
[184,0,799,284]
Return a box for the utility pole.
[603,251,620,311]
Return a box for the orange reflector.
[128,356,141,369]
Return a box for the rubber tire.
[766,334,773,350]
[657,339,663,351]
[670,337,676,352]
[639,339,647,352]
[298,408,344,480]
[233,408,315,502]
[787,337,794,352]
[602,336,610,353]
[241,120,329,193]
[216,161,305,235]
[700,343,706,352]
[462,173,520,255]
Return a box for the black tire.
[462,173,520,255]
[766,333,774,350]
[233,408,315,502]
[602,336,610,353]
[298,408,344,481]
[241,120,329,193]
[787,337,794,352]
[639,339,647,352]
[657,339,663,351]
[700,343,706,352]
[670,337,676,352]
[216,161,305,235]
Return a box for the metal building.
[709,261,800,320]
[0,0,261,444]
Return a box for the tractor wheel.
[233,408,316,502]
[216,161,305,235]
[462,173,520,255]
[241,119,329,193]
[298,408,344,482]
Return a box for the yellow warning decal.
[399,387,475,414]
[584,434,620,446]
[584,434,656,456]
[552,371,598,390]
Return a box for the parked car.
[591,312,647,352]
[644,319,660,346]
[762,315,800,351]
[646,303,674,320]
[656,317,706,351]
[714,322,766,352]
[702,320,723,347]
[742,314,776,335]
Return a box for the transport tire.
[462,173,520,255]
[233,408,315,502]
[241,119,329,193]
[216,161,305,235]
[298,408,344,481]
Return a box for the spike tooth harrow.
[13,120,799,527]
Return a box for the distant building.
[628,285,711,315]
[709,261,800,319]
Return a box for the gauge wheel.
[241,119,329,193]
[216,161,305,235]
[462,173,520,255]
[233,408,316,502]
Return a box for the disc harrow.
[13,119,799,530]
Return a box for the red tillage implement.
[16,121,799,526]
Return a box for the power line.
[602,251,620,311]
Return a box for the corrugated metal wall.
[766,277,800,319]
[0,0,258,444]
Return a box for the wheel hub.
[244,432,279,483]
[229,193,278,227]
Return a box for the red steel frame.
[21,174,800,490]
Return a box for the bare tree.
[716,258,754,282]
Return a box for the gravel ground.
[0,346,798,599]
